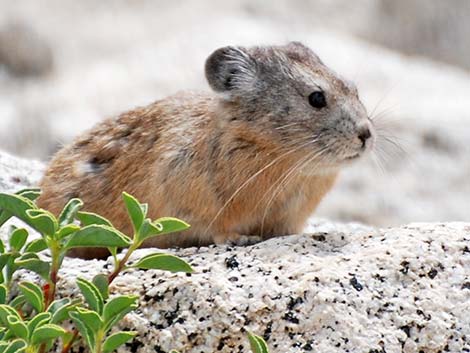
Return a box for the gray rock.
[8,221,469,353]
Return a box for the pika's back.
[38,92,215,225]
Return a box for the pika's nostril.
[358,127,371,148]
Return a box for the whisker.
[368,83,398,119]
[275,122,299,130]
[203,136,318,236]
[370,150,387,176]
[259,145,330,236]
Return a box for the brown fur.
[38,43,373,258]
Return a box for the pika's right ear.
[205,46,257,96]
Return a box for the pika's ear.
[205,46,257,95]
[284,41,322,64]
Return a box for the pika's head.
[205,42,375,168]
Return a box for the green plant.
[0,189,192,353]
[248,332,269,353]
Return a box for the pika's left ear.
[205,46,258,97]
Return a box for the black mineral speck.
[350,276,363,291]
[462,282,470,290]
[153,345,165,353]
[164,303,180,325]
[428,268,438,279]
[312,234,326,241]
[303,340,314,351]
[217,337,228,350]
[283,311,299,324]
[263,321,273,341]
[287,296,304,310]
[400,261,410,274]
[400,325,411,338]
[225,255,240,269]
[228,276,239,282]
[126,338,144,353]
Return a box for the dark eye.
[308,91,327,109]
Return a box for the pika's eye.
[308,91,327,109]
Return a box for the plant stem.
[107,243,138,284]
[95,329,105,353]
[39,242,63,353]
[45,244,61,308]
[38,344,46,353]
[61,329,79,353]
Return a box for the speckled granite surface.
[6,221,469,353]
[1,152,469,352]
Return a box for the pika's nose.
[358,127,372,148]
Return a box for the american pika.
[38,42,375,258]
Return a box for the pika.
[38,42,375,258]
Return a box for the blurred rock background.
[0,0,469,226]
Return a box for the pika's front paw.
[213,233,262,247]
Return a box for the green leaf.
[103,331,137,353]
[15,257,51,281]
[248,332,269,353]
[0,304,20,326]
[0,285,6,304]
[56,224,80,239]
[92,274,109,300]
[65,225,132,249]
[58,198,83,227]
[0,253,11,271]
[76,211,113,227]
[26,209,58,236]
[122,192,145,233]
[138,219,163,242]
[132,253,193,273]
[0,211,11,229]
[30,323,66,345]
[24,238,48,253]
[9,228,29,252]
[18,282,44,312]
[48,298,77,324]
[6,315,28,340]
[140,203,148,218]
[0,190,39,228]
[0,239,5,253]
[2,339,27,353]
[69,311,95,349]
[27,312,52,340]
[138,217,190,243]
[76,277,104,315]
[9,295,26,309]
[16,188,41,201]
[103,295,138,329]
[71,307,103,332]
[156,217,190,235]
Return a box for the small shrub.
[0,189,191,353]
[0,188,269,353]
